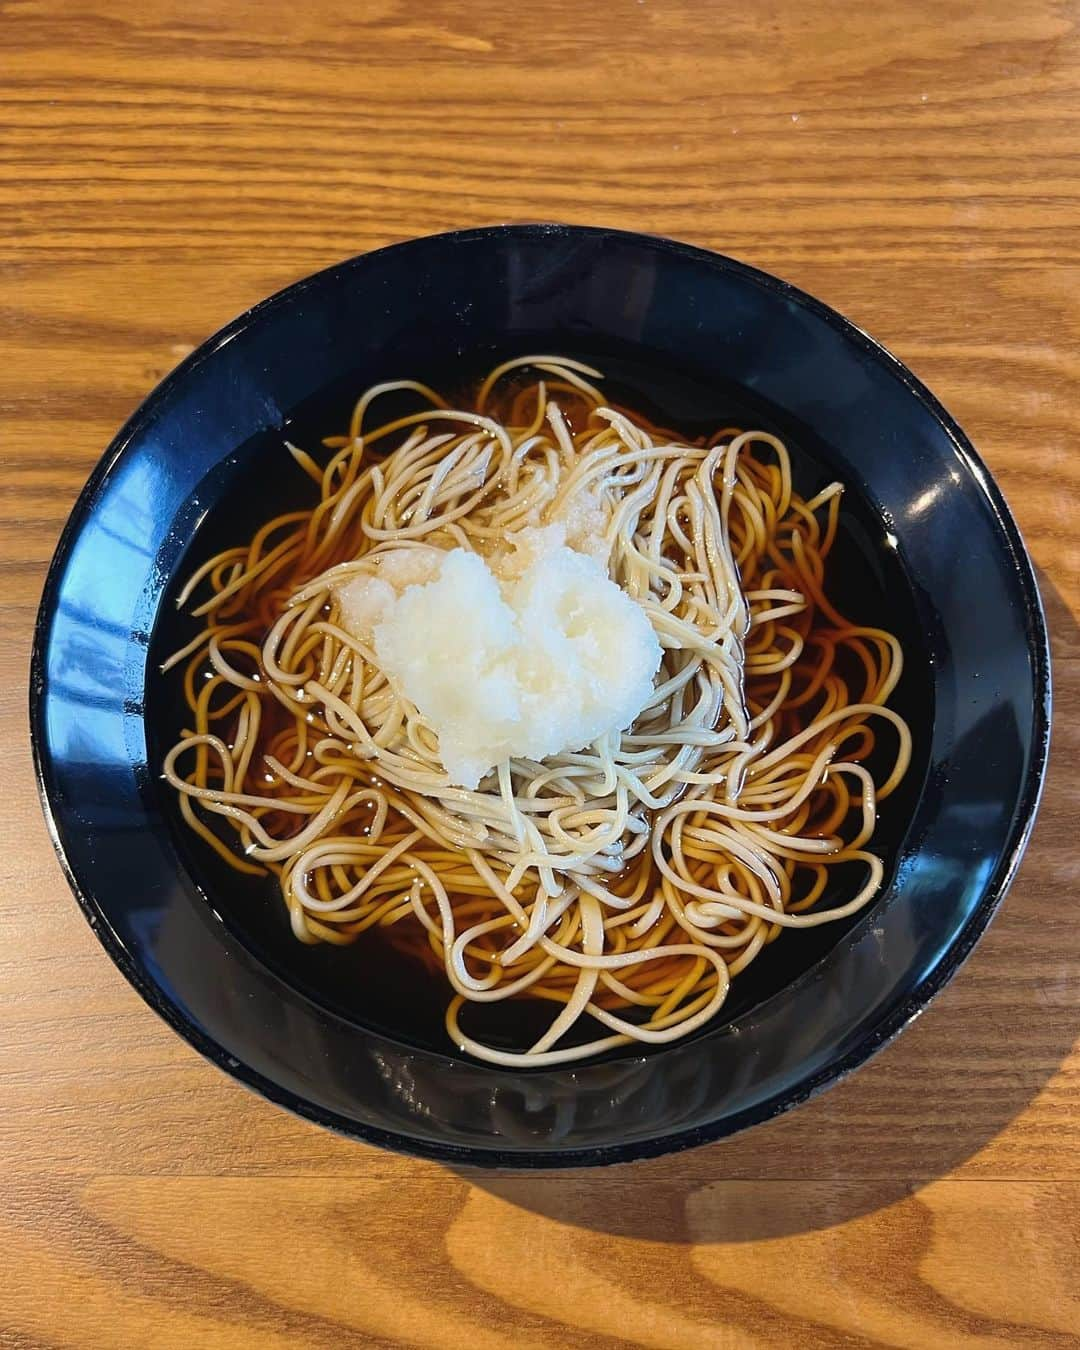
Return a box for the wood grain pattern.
[2,0,1078,1344]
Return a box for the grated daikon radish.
[337,540,662,789]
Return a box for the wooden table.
[3,0,1077,1344]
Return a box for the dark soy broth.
[149,350,932,1062]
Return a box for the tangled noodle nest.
[163,356,910,1065]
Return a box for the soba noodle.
[162,357,911,1066]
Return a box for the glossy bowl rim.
[29,224,1052,1166]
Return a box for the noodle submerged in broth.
[162,357,911,1066]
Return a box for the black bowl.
[31,225,1050,1166]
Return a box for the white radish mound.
[337,541,662,790]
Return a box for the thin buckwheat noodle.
[162,356,911,1066]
